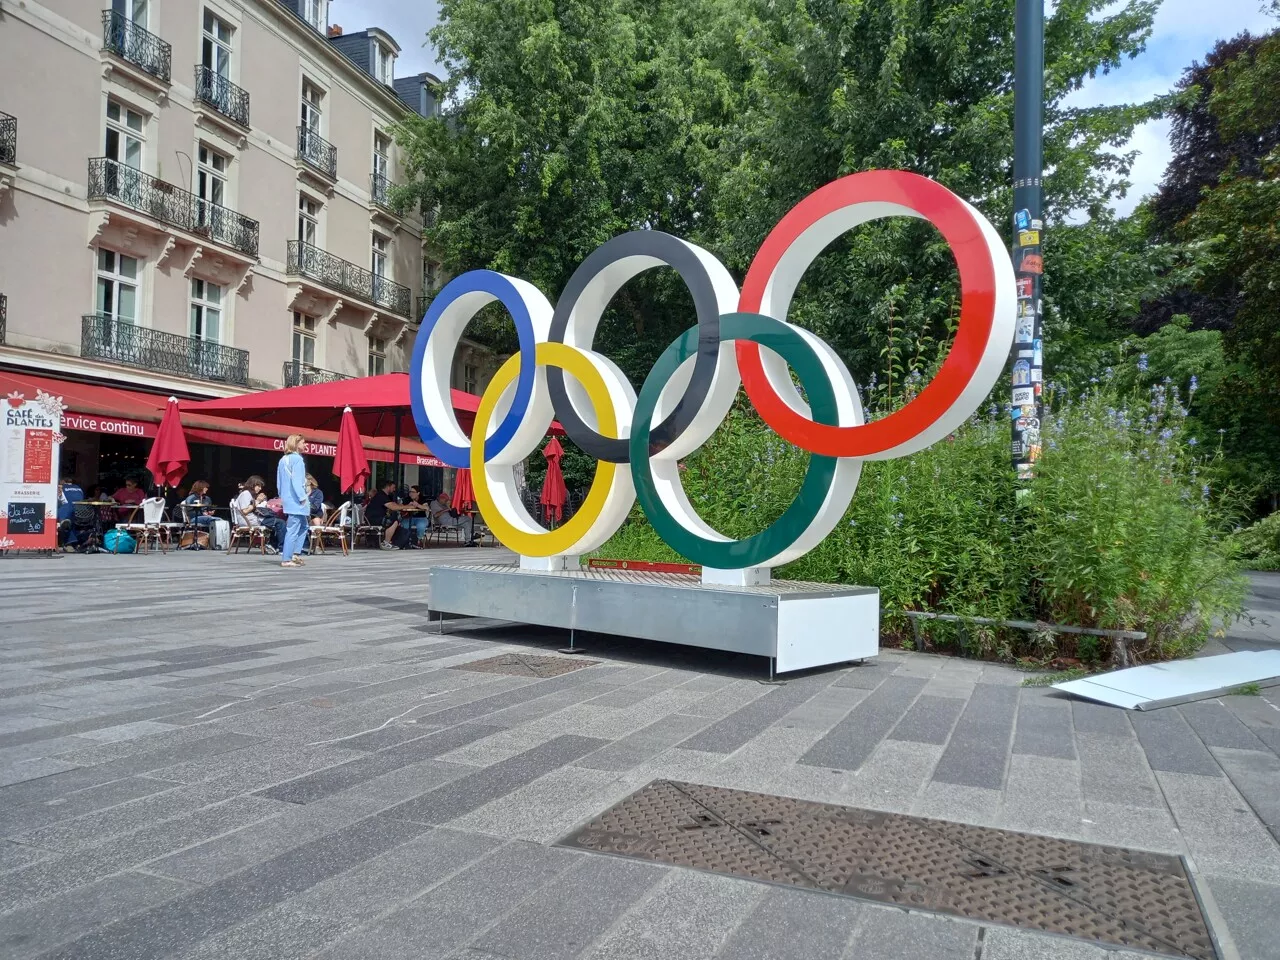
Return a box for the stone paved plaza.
[1,552,1278,960]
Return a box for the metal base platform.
[427,564,880,674]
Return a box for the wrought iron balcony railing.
[101,11,171,83]
[194,65,250,128]
[88,158,259,257]
[370,173,396,211]
[0,294,7,344]
[81,314,249,385]
[282,361,352,387]
[416,293,436,320]
[0,113,15,165]
[286,240,411,317]
[297,126,337,179]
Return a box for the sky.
[339,0,1275,215]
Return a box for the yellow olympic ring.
[469,342,622,557]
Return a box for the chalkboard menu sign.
[6,502,46,536]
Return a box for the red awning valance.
[0,371,446,467]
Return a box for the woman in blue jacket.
[276,434,310,568]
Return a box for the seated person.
[181,480,217,528]
[428,491,477,545]
[233,475,284,552]
[57,477,85,547]
[402,485,431,543]
[112,477,146,519]
[305,474,326,525]
[364,480,406,549]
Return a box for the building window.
[373,132,390,181]
[96,248,139,324]
[463,363,478,393]
[303,0,325,31]
[104,100,144,169]
[367,336,386,377]
[292,312,316,366]
[374,42,395,85]
[201,10,232,79]
[196,144,228,230]
[422,258,440,292]
[189,278,222,343]
[113,0,149,28]
[371,234,388,277]
[301,80,322,136]
[298,194,319,245]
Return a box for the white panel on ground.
[1053,650,1280,710]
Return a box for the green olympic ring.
[630,312,840,569]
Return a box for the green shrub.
[594,378,1246,665]
[1232,512,1280,571]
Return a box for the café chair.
[308,503,350,556]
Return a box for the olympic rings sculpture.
[410,170,1016,572]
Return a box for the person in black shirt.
[365,480,406,549]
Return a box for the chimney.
[328,24,343,37]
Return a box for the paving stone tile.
[1211,747,1280,840]
[582,869,766,960]
[931,684,1019,789]
[1157,770,1280,883]
[980,925,1154,960]
[842,903,979,960]
[0,870,191,959]
[1076,733,1163,808]
[0,839,48,874]
[887,695,965,745]
[1131,710,1222,777]
[0,695,233,749]
[1179,700,1271,751]
[0,756,80,787]
[461,854,668,960]
[1203,875,1280,960]
[1080,800,1184,854]
[155,657,341,688]
[172,909,354,960]
[576,714,712,772]
[832,661,898,690]
[0,795,288,911]
[679,673,834,754]
[1012,701,1077,759]
[999,756,1085,839]
[1069,700,1133,738]
[715,884,862,959]
[1221,692,1280,754]
[255,724,501,803]
[384,733,610,825]
[800,676,928,771]
[39,813,432,960]
[451,766,641,843]
[777,685,864,732]
[73,720,181,743]
[844,739,941,809]
[0,775,180,837]
[676,681,772,720]
[912,781,1003,826]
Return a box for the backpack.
[264,497,285,518]
[390,524,412,549]
[104,529,136,554]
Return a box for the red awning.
[180,371,563,438]
[0,371,446,467]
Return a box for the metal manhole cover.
[452,653,599,678]
[558,781,1217,959]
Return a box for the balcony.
[287,240,411,317]
[0,112,14,165]
[101,11,171,85]
[297,126,337,181]
[88,158,259,258]
[416,294,435,320]
[282,361,352,387]
[81,314,249,385]
[194,65,250,130]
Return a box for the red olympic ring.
[737,170,999,458]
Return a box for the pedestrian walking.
[277,434,310,568]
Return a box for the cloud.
[1066,0,1275,213]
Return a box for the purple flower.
[1189,375,1198,393]
[893,512,904,527]
[1202,484,1211,499]
[1188,437,1198,447]
[1137,354,1149,371]
[890,495,899,503]
[1159,428,1174,443]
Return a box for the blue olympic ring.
[409,270,542,468]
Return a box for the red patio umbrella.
[146,397,190,489]
[335,406,370,495]
[452,468,475,512]
[540,437,568,523]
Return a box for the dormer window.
[374,41,395,85]
[304,0,326,32]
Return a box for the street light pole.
[1011,0,1045,479]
